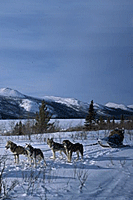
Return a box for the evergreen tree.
[107,117,110,124]
[120,114,124,128]
[107,117,111,130]
[121,114,124,123]
[35,100,51,133]
[13,122,19,134]
[84,100,95,130]
[12,121,24,135]
[112,116,115,128]
[18,121,23,135]
[99,116,105,129]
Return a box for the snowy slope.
[105,102,131,111]
[44,96,89,111]
[127,105,133,109]
[0,88,133,119]
[0,88,25,98]
[0,128,133,199]
[20,99,39,113]
[0,88,89,119]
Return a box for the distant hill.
[0,88,133,119]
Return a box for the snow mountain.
[0,88,26,98]
[0,88,133,119]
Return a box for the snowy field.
[0,119,85,133]
[0,119,133,200]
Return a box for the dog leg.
[70,151,72,162]
[59,151,63,159]
[76,151,79,161]
[34,157,37,167]
[27,153,31,166]
[28,156,31,165]
[43,158,47,166]
[17,155,19,164]
[66,152,69,162]
[81,153,83,160]
[63,149,67,155]
[80,148,83,160]
[67,151,72,162]
[66,149,69,156]
[14,155,16,163]
[30,157,32,166]
[52,150,56,159]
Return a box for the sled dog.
[25,144,46,167]
[63,140,83,162]
[5,140,27,164]
[47,138,67,159]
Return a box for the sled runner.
[98,139,130,148]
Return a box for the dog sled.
[86,128,130,148]
[98,128,130,148]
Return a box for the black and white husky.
[47,138,67,159]
[63,140,83,162]
[25,144,46,167]
[5,140,27,164]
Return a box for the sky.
[0,0,133,105]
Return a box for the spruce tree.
[12,121,24,135]
[85,100,95,130]
[107,117,111,130]
[112,116,115,129]
[35,100,51,133]
[121,114,124,123]
[18,121,23,135]
[99,116,105,129]
[120,114,124,128]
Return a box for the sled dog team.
[5,139,83,166]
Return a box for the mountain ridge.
[0,88,133,119]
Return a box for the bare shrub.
[70,131,87,141]
[0,155,6,195]
[0,154,19,199]
[76,168,88,193]
[21,169,42,195]
[73,164,88,193]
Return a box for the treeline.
[84,100,133,131]
[4,100,133,136]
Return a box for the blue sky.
[0,0,133,105]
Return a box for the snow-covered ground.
[0,119,85,133]
[0,120,133,200]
